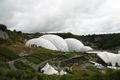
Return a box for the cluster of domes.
[26,34,93,52]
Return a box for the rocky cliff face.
[0,30,9,39]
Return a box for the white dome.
[36,38,57,50]
[40,34,69,52]
[82,46,93,52]
[26,38,38,47]
[26,38,57,50]
[26,34,93,52]
[116,54,120,66]
[65,38,84,52]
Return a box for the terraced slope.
[0,47,19,62]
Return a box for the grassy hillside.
[26,48,57,64]
[0,24,120,80]
[1,24,120,53]
[0,47,19,62]
[20,32,120,50]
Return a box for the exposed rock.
[0,30,9,39]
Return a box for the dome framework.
[26,34,93,52]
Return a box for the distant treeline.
[0,24,120,50]
[54,32,120,50]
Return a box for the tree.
[0,24,7,31]
[108,62,112,66]
[115,62,119,67]
[17,31,22,35]
[13,29,17,33]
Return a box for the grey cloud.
[0,0,120,35]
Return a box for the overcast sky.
[0,0,120,35]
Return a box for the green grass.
[26,48,81,64]
[0,47,19,61]
[0,62,10,69]
[0,62,10,75]
[14,60,34,71]
[26,48,57,64]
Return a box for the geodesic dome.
[26,38,57,50]
[26,34,93,52]
[40,34,69,52]
[26,38,38,47]
[65,38,84,52]
[82,46,93,52]
[36,38,57,50]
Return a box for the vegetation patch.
[14,60,34,71]
[26,48,57,64]
[0,47,19,61]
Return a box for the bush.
[0,24,7,31]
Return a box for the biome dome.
[82,46,93,52]
[26,38,57,50]
[40,34,69,52]
[26,38,38,47]
[26,34,93,52]
[65,38,84,52]
[36,38,57,50]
